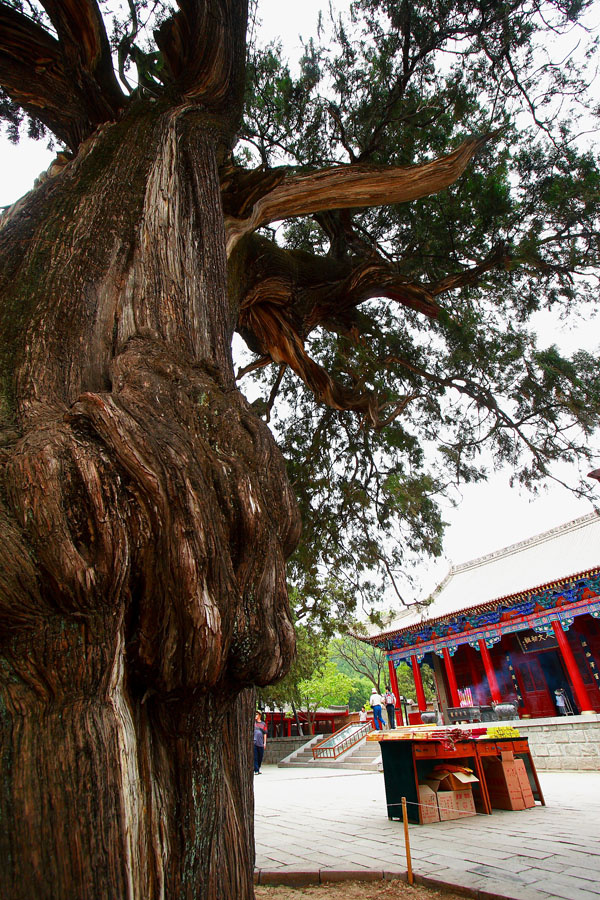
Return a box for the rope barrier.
[387,795,541,818]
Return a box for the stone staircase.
[278,734,383,771]
[278,735,324,767]
[334,736,383,771]
[262,736,308,765]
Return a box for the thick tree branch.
[39,0,124,111]
[239,295,381,424]
[224,135,490,254]
[429,243,511,295]
[155,0,248,126]
[231,236,431,426]
[231,234,440,345]
[221,164,286,218]
[0,3,79,148]
[0,2,123,150]
[230,228,518,428]
[307,258,442,331]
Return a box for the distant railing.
[312,721,373,759]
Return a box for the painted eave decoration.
[363,512,600,656]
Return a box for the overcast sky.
[1,0,598,598]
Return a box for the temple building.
[365,512,600,721]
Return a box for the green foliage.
[261,625,439,713]
[3,0,599,667]
[257,613,328,709]
[347,675,374,711]
[329,634,387,691]
[328,634,437,707]
[297,661,354,712]
[395,661,436,702]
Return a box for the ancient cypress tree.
[0,2,598,899]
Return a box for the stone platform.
[500,713,600,771]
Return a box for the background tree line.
[258,628,436,721]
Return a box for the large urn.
[420,711,437,725]
[494,701,518,721]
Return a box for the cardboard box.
[437,770,479,792]
[483,752,527,810]
[418,784,441,823]
[422,773,477,822]
[436,789,476,821]
[515,759,535,808]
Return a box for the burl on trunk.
[0,97,299,900]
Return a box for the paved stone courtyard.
[254,766,600,899]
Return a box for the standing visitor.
[369,688,385,731]
[254,713,267,774]
[555,689,566,715]
[359,706,368,724]
[384,686,397,729]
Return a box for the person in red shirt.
[253,713,268,774]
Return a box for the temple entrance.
[512,653,555,717]
[537,650,576,714]
[511,645,578,717]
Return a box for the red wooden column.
[387,659,404,725]
[442,647,461,707]
[478,639,502,704]
[551,620,594,714]
[411,655,427,712]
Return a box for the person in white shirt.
[370,689,384,730]
[554,688,571,715]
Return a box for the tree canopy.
[330,630,436,704]
[236,0,600,627]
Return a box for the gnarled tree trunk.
[0,5,501,896]
[0,99,299,900]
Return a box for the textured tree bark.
[0,101,299,899]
